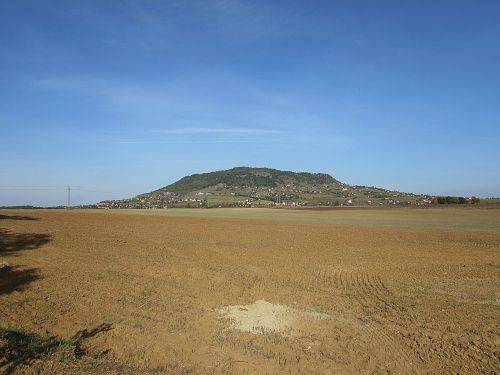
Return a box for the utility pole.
[67,186,71,209]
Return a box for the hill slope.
[97,167,432,208]
[157,167,339,193]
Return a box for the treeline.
[434,196,480,204]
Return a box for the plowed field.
[1,208,499,374]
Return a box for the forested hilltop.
[96,167,438,208]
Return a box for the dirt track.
[1,209,499,374]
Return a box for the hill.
[156,167,339,193]
[97,167,433,208]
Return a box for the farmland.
[1,207,499,374]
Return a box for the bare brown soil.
[1,209,499,374]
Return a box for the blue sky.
[1,0,499,206]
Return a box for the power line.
[0,187,64,190]
[72,188,133,194]
[0,185,139,207]
[0,186,135,194]
[0,185,61,189]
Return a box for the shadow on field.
[0,228,50,294]
[0,265,41,295]
[0,328,82,374]
[0,228,51,256]
[0,215,39,221]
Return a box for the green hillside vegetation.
[96,167,439,209]
[434,196,480,204]
[159,167,338,193]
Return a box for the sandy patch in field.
[216,299,330,335]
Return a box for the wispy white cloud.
[33,77,357,149]
[147,127,283,135]
[111,139,265,145]
[45,0,290,51]
[33,77,174,114]
[156,159,226,163]
[34,77,171,106]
